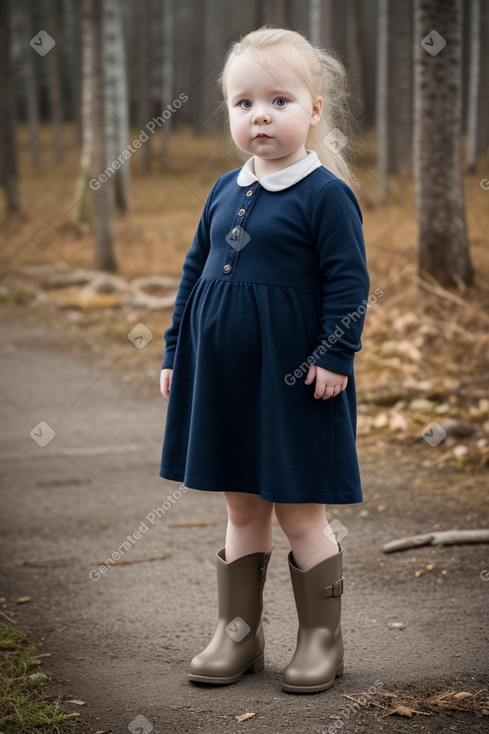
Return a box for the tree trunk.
[188,0,207,132]
[80,0,116,271]
[134,0,152,172]
[466,0,480,171]
[320,0,335,49]
[91,0,116,271]
[309,0,321,47]
[103,0,130,211]
[161,0,174,161]
[258,0,293,27]
[413,0,472,288]
[344,0,364,133]
[23,0,41,166]
[478,0,489,156]
[64,0,83,147]
[73,0,95,226]
[44,0,64,163]
[388,0,413,176]
[376,0,388,201]
[0,0,20,213]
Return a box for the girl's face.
[226,47,323,175]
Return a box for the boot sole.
[188,654,264,685]
[282,661,344,694]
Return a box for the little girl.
[160,27,370,694]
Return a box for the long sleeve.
[310,180,370,376]
[161,186,215,369]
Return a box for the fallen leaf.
[66,699,86,705]
[16,596,32,604]
[373,412,389,429]
[393,705,413,717]
[452,692,473,701]
[235,712,255,722]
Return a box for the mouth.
[255,133,272,139]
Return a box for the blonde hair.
[220,27,356,187]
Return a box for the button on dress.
[160,152,370,504]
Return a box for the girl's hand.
[160,368,173,400]
[305,364,348,400]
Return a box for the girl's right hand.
[160,368,173,400]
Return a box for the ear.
[310,96,323,127]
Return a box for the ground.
[0,127,488,733]
[0,315,487,734]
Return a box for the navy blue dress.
[160,153,370,504]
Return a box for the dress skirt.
[160,277,362,504]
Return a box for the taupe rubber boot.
[189,546,273,685]
[282,544,344,694]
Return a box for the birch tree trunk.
[72,0,95,226]
[44,0,64,163]
[76,0,116,270]
[0,0,19,213]
[103,0,130,211]
[23,0,41,166]
[413,0,472,287]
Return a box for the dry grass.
[348,682,489,719]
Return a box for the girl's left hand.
[305,364,348,400]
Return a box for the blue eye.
[240,100,252,109]
[274,97,288,107]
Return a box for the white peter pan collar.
[236,150,321,192]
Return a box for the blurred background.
[1,0,489,461]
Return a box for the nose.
[252,106,271,124]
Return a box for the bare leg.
[224,491,274,563]
[274,503,338,571]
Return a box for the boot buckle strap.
[324,577,343,598]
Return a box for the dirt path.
[0,317,488,734]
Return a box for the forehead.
[225,47,307,96]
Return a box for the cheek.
[229,114,247,140]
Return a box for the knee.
[226,493,272,528]
[274,505,325,543]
